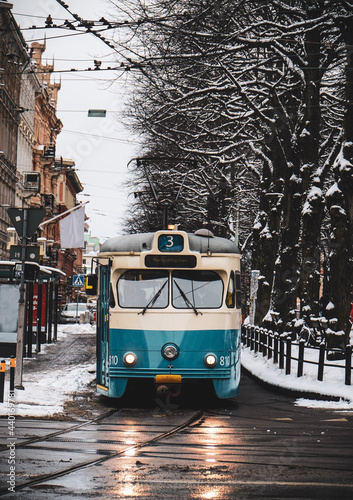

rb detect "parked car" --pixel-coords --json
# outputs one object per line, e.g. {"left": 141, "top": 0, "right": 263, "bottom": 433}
{"left": 59, "top": 303, "right": 92, "bottom": 324}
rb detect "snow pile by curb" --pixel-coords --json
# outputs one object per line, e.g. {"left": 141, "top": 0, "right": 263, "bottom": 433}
{"left": 60, "top": 323, "right": 96, "bottom": 335}
{"left": 241, "top": 346, "right": 353, "bottom": 410}
{"left": 0, "top": 325, "right": 96, "bottom": 418}
{"left": 0, "top": 362, "right": 96, "bottom": 418}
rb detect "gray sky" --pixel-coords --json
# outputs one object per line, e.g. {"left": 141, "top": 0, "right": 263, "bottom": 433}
{"left": 13, "top": 0, "right": 139, "bottom": 241}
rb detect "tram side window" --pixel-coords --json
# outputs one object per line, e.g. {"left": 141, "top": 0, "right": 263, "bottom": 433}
{"left": 172, "top": 270, "right": 223, "bottom": 309}
{"left": 235, "top": 271, "right": 241, "bottom": 309}
{"left": 117, "top": 270, "right": 169, "bottom": 308}
{"left": 226, "top": 271, "right": 235, "bottom": 308}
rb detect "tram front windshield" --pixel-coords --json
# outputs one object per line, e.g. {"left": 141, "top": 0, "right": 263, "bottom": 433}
{"left": 118, "top": 270, "right": 169, "bottom": 308}
{"left": 172, "top": 270, "right": 223, "bottom": 309}
{"left": 117, "top": 269, "right": 223, "bottom": 309}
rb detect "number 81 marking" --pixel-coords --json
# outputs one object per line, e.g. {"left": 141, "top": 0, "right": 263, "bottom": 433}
{"left": 220, "top": 355, "right": 230, "bottom": 367}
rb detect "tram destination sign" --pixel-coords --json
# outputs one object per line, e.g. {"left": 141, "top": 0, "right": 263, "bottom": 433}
{"left": 145, "top": 254, "right": 196, "bottom": 268}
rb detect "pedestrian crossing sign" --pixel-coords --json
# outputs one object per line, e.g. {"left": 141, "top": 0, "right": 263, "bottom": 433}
{"left": 72, "top": 275, "right": 85, "bottom": 287}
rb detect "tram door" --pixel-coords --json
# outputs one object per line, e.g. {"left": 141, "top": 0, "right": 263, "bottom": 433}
{"left": 97, "top": 264, "right": 110, "bottom": 387}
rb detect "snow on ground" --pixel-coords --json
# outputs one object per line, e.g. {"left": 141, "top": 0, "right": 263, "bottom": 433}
{"left": 0, "top": 325, "right": 96, "bottom": 418}
{"left": 242, "top": 343, "right": 353, "bottom": 411}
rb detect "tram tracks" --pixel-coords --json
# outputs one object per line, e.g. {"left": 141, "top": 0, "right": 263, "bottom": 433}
{"left": 0, "top": 409, "right": 117, "bottom": 454}
{"left": 0, "top": 409, "right": 204, "bottom": 495}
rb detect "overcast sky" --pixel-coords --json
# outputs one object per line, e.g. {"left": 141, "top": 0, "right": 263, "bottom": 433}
{"left": 13, "top": 0, "right": 139, "bottom": 241}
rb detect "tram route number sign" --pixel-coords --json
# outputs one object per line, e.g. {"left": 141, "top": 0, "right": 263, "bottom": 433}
{"left": 72, "top": 275, "right": 85, "bottom": 287}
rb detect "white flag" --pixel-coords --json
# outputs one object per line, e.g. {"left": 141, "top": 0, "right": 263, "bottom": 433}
{"left": 59, "top": 207, "right": 85, "bottom": 249}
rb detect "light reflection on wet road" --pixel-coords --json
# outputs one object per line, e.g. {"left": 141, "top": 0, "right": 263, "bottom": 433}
{"left": 0, "top": 374, "right": 353, "bottom": 498}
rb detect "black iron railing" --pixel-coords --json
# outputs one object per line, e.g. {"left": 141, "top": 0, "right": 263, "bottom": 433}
{"left": 241, "top": 325, "right": 352, "bottom": 385}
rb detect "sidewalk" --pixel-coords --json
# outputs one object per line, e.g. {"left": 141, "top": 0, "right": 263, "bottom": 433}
{"left": 241, "top": 344, "right": 353, "bottom": 410}
{"left": 0, "top": 324, "right": 100, "bottom": 420}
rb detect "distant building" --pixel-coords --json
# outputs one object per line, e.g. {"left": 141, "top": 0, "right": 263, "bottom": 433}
{"left": 29, "top": 40, "right": 84, "bottom": 300}
{"left": 0, "top": 4, "right": 86, "bottom": 303}
{"left": 83, "top": 231, "right": 101, "bottom": 274}
{"left": 0, "top": 1, "right": 30, "bottom": 258}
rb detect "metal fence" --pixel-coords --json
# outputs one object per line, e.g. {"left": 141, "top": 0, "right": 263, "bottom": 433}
{"left": 241, "top": 325, "right": 352, "bottom": 386}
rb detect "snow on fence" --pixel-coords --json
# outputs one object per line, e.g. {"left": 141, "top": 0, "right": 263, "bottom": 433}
{"left": 241, "top": 325, "right": 352, "bottom": 386}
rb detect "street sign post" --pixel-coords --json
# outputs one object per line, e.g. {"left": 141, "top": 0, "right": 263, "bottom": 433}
{"left": 7, "top": 207, "right": 46, "bottom": 389}
{"left": 7, "top": 208, "right": 46, "bottom": 241}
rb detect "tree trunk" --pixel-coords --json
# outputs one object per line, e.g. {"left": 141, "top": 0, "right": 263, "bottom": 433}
{"left": 298, "top": 20, "right": 323, "bottom": 321}
{"left": 328, "top": 17, "right": 353, "bottom": 341}
{"left": 253, "top": 153, "right": 282, "bottom": 325}
{"left": 272, "top": 167, "right": 302, "bottom": 332}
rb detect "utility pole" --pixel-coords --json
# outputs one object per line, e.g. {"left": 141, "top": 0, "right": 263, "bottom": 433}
{"left": 7, "top": 207, "right": 46, "bottom": 389}
{"left": 14, "top": 208, "right": 27, "bottom": 389}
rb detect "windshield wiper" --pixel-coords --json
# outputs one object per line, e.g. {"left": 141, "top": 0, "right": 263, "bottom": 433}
{"left": 173, "top": 280, "right": 202, "bottom": 316}
{"left": 138, "top": 280, "right": 168, "bottom": 315}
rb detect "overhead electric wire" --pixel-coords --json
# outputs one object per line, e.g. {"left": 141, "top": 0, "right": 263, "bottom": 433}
{"left": 13, "top": 12, "right": 73, "bottom": 21}
{"left": 76, "top": 169, "right": 132, "bottom": 174}
{"left": 60, "top": 129, "right": 135, "bottom": 144}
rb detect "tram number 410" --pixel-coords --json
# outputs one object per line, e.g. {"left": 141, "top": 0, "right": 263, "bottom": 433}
{"left": 109, "top": 355, "right": 119, "bottom": 366}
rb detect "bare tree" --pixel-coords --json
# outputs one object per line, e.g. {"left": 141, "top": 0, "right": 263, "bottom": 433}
{"left": 107, "top": 0, "right": 352, "bottom": 340}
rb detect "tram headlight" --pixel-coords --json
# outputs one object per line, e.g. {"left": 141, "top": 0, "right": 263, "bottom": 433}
{"left": 161, "top": 343, "right": 179, "bottom": 361}
{"left": 204, "top": 354, "right": 217, "bottom": 367}
{"left": 124, "top": 353, "right": 136, "bottom": 366}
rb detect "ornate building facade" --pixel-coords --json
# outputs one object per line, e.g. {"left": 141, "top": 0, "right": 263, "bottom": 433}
{"left": 1, "top": 3, "right": 85, "bottom": 302}
{"left": 0, "top": 1, "right": 29, "bottom": 258}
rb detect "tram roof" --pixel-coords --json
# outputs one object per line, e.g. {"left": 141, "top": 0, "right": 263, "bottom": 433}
{"left": 100, "top": 231, "right": 240, "bottom": 255}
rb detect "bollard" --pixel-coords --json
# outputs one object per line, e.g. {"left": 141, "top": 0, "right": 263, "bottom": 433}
{"left": 345, "top": 345, "right": 352, "bottom": 386}
{"left": 279, "top": 335, "right": 285, "bottom": 369}
{"left": 318, "top": 342, "right": 325, "bottom": 381}
{"left": 286, "top": 336, "right": 292, "bottom": 375}
{"left": 274, "top": 333, "right": 279, "bottom": 364}
{"left": 262, "top": 328, "right": 267, "bottom": 357}
{"left": 297, "top": 339, "right": 305, "bottom": 377}
{"left": 268, "top": 330, "right": 273, "bottom": 360}
{"left": 10, "top": 356, "right": 15, "bottom": 392}
{"left": 250, "top": 326, "right": 255, "bottom": 351}
{"left": 259, "top": 328, "right": 263, "bottom": 354}
{"left": 27, "top": 282, "right": 34, "bottom": 358}
{"left": 254, "top": 327, "right": 259, "bottom": 353}
{"left": 0, "top": 360, "right": 5, "bottom": 403}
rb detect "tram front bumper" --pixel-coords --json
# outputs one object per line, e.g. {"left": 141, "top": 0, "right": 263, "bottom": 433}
{"left": 155, "top": 374, "right": 182, "bottom": 384}
{"left": 155, "top": 374, "right": 182, "bottom": 398}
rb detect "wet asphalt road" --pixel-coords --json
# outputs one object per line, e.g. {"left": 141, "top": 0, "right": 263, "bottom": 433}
{"left": 0, "top": 331, "right": 353, "bottom": 498}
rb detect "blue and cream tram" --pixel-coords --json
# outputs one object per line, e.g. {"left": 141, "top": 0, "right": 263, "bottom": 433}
{"left": 90, "top": 229, "right": 242, "bottom": 399}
